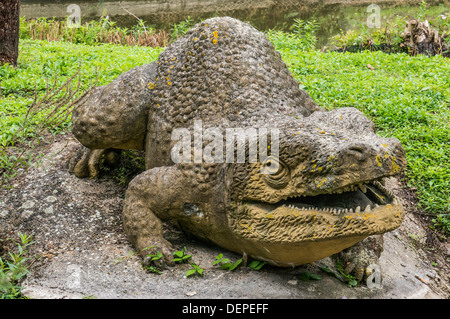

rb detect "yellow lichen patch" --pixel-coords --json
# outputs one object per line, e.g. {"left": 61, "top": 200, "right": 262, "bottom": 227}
{"left": 391, "top": 156, "right": 400, "bottom": 173}
{"left": 212, "top": 38, "right": 218, "bottom": 45}
{"left": 316, "top": 178, "right": 327, "bottom": 188}
{"left": 194, "top": 37, "right": 199, "bottom": 41}
{"left": 384, "top": 153, "right": 390, "bottom": 159}
{"left": 213, "top": 30, "right": 219, "bottom": 38}
{"left": 167, "top": 82, "right": 172, "bottom": 86}
{"left": 148, "top": 82, "right": 156, "bottom": 90}
{"left": 319, "top": 130, "right": 326, "bottom": 134}
{"left": 375, "top": 155, "right": 382, "bottom": 167}
{"left": 381, "top": 143, "right": 388, "bottom": 147}
{"left": 240, "top": 222, "right": 251, "bottom": 230}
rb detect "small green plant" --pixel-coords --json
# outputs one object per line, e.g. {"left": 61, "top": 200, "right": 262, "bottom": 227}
{"left": 101, "top": 150, "right": 146, "bottom": 185}
{"left": 292, "top": 18, "right": 319, "bottom": 50}
{"left": 247, "top": 260, "right": 266, "bottom": 270}
{"left": 213, "top": 253, "right": 242, "bottom": 271}
{"left": 0, "top": 233, "right": 35, "bottom": 299}
{"left": 186, "top": 263, "right": 204, "bottom": 278}
{"left": 417, "top": 1, "right": 429, "bottom": 21}
{"left": 170, "top": 16, "right": 194, "bottom": 41}
{"left": 320, "top": 263, "right": 357, "bottom": 287}
{"left": 141, "top": 246, "right": 164, "bottom": 275}
{"left": 335, "top": 262, "right": 358, "bottom": 287}
{"left": 266, "top": 19, "right": 318, "bottom": 52}
{"left": 172, "top": 247, "right": 192, "bottom": 264}
{"left": 298, "top": 270, "right": 323, "bottom": 282}
{"left": 431, "top": 214, "right": 450, "bottom": 236}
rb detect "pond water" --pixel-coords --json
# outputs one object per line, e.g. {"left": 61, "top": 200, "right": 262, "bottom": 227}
{"left": 20, "top": 0, "right": 449, "bottom": 47}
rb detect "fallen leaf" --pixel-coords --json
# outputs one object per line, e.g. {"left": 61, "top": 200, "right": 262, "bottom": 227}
{"left": 186, "top": 291, "right": 197, "bottom": 297}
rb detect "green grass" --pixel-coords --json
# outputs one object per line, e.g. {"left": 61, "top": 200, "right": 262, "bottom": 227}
{"left": 0, "top": 233, "right": 34, "bottom": 299}
{"left": 0, "top": 40, "right": 162, "bottom": 147}
{"left": 0, "top": 34, "right": 448, "bottom": 233}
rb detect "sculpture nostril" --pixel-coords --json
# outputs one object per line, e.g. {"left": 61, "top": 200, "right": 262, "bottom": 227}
{"left": 348, "top": 145, "right": 365, "bottom": 154}
{"left": 346, "top": 145, "right": 368, "bottom": 160}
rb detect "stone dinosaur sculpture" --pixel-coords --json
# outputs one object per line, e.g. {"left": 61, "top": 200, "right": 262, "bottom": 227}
{"left": 70, "top": 17, "right": 406, "bottom": 281}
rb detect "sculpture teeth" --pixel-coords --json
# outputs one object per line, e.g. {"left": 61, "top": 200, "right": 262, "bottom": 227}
{"left": 355, "top": 206, "right": 361, "bottom": 213}
{"left": 359, "top": 184, "right": 367, "bottom": 193}
{"left": 364, "top": 205, "right": 371, "bottom": 212}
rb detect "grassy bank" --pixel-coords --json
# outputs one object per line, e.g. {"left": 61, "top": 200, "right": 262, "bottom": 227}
{"left": 1, "top": 33, "right": 449, "bottom": 233}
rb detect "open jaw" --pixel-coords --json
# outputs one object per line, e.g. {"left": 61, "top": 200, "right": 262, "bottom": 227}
{"left": 233, "top": 177, "right": 405, "bottom": 243}
{"left": 228, "top": 178, "right": 405, "bottom": 266}
{"left": 246, "top": 179, "right": 398, "bottom": 216}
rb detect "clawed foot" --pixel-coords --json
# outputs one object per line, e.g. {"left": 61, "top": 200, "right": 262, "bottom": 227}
{"left": 68, "top": 145, "right": 120, "bottom": 178}
{"left": 337, "top": 235, "right": 384, "bottom": 283}
{"left": 140, "top": 239, "right": 175, "bottom": 268}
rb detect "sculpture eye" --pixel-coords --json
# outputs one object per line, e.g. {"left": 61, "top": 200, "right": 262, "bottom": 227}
{"left": 262, "top": 157, "right": 290, "bottom": 189}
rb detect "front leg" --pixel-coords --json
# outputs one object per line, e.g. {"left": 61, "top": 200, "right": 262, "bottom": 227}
{"left": 122, "top": 166, "right": 189, "bottom": 266}
{"left": 69, "top": 146, "right": 119, "bottom": 178}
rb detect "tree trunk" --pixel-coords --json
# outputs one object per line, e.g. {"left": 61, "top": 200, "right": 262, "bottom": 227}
{"left": 0, "top": 0, "right": 20, "bottom": 66}
{"left": 401, "top": 19, "right": 450, "bottom": 57}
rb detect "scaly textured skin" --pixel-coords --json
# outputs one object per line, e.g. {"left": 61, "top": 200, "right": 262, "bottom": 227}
{"left": 71, "top": 17, "right": 407, "bottom": 276}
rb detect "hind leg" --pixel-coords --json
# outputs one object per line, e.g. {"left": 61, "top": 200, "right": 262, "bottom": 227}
{"left": 70, "top": 63, "right": 157, "bottom": 177}
{"left": 335, "top": 235, "right": 384, "bottom": 283}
